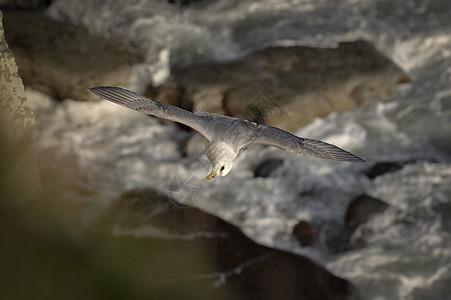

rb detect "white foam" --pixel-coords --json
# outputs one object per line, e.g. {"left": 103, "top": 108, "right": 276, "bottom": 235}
{"left": 37, "top": 0, "right": 451, "bottom": 298}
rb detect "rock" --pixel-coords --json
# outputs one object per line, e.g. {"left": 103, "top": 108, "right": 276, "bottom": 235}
{"left": 3, "top": 10, "right": 139, "bottom": 101}
{"left": 253, "top": 158, "right": 284, "bottom": 177}
{"left": 166, "top": 0, "right": 205, "bottom": 5}
{"left": 97, "top": 188, "right": 361, "bottom": 300}
{"left": 0, "top": 0, "right": 53, "bottom": 10}
{"left": 364, "top": 161, "right": 410, "bottom": 179}
{"left": 432, "top": 201, "right": 451, "bottom": 233}
{"left": 292, "top": 220, "right": 319, "bottom": 247}
{"left": 149, "top": 40, "right": 410, "bottom": 132}
{"left": 0, "top": 11, "right": 40, "bottom": 201}
{"left": 342, "top": 194, "right": 390, "bottom": 249}
{"left": 364, "top": 158, "right": 438, "bottom": 179}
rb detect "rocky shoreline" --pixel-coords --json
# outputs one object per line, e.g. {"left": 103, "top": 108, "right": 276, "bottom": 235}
{"left": 147, "top": 40, "right": 409, "bottom": 132}
{"left": 1, "top": 8, "right": 413, "bottom": 299}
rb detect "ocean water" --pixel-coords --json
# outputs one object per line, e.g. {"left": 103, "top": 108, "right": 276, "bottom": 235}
{"left": 28, "top": 0, "right": 451, "bottom": 299}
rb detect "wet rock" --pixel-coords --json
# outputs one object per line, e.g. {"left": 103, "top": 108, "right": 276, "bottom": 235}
{"left": 150, "top": 40, "right": 409, "bottom": 132}
{"left": 0, "top": 11, "right": 40, "bottom": 201}
{"left": 364, "top": 161, "right": 410, "bottom": 179}
{"left": 253, "top": 158, "right": 284, "bottom": 177}
{"left": 3, "top": 10, "right": 139, "bottom": 101}
{"left": 364, "top": 158, "right": 438, "bottom": 179}
{"left": 98, "top": 188, "right": 361, "bottom": 300}
{"left": 433, "top": 201, "right": 451, "bottom": 233}
{"left": 0, "top": 0, "right": 53, "bottom": 10}
{"left": 342, "top": 194, "right": 390, "bottom": 249}
{"left": 292, "top": 220, "right": 318, "bottom": 247}
{"left": 167, "top": 0, "right": 205, "bottom": 5}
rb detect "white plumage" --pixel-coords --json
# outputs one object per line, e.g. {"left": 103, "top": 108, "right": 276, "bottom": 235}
{"left": 90, "top": 86, "right": 364, "bottom": 179}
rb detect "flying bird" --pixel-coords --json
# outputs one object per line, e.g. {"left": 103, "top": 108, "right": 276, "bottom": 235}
{"left": 90, "top": 87, "right": 364, "bottom": 179}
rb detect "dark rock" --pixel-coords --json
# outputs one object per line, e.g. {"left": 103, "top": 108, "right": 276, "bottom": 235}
{"left": 345, "top": 194, "right": 390, "bottom": 233}
{"left": 97, "top": 188, "right": 361, "bottom": 300}
{"left": 292, "top": 220, "right": 318, "bottom": 247}
{"left": 0, "top": 0, "right": 53, "bottom": 10}
{"left": 433, "top": 201, "right": 451, "bottom": 233}
{"left": 364, "top": 161, "right": 409, "bottom": 179}
{"left": 253, "top": 158, "right": 284, "bottom": 177}
{"left": 149, "top": 40, "right": 409, "bottom": 132}
{"left": 3, "top": 10, "right": 139, "bottom": 101}
{"left": 365, "top": 158, "right": 438, "bottom": 179}
{"left": 342, "top": 194, "right": 390, "bottom": 249}
{"left": 166, "top": 0, "right": 205, "bottom": 5}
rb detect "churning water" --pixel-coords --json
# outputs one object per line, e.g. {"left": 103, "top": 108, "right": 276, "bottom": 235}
{"left": 28, "top": 0, "right": 451, "bottom": 299}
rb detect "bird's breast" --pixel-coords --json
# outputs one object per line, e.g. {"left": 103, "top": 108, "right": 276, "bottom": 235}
{"left": 205, "top": 141, "right": 237, "bottom": 164}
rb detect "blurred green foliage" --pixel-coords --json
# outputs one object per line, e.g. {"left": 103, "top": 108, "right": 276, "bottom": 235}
{"left": 0, "top": 139, "right": 219, "bottom": 300}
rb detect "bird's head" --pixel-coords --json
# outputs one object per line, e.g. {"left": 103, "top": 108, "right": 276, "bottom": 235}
{"left": 206, "top": 160, "right": 233, "bottom": 180}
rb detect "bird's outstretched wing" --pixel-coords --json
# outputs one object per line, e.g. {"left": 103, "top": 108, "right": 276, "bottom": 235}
{"left": 249, "top": 125, "right": 364, "bottom": 162}
{"left": 90, "top": 86, "right": 212, "bottom": 140}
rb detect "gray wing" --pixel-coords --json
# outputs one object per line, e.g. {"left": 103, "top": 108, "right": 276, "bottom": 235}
{"left": 90, "top": 86, "right": 213, "bottom": 140}
{"left": 249, "top": 125, "right": 364, "bottom": 162}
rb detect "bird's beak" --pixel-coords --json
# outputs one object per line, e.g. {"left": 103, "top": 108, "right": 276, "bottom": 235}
{"left": 206, "top": 170, "right": 217, "bottom": 180}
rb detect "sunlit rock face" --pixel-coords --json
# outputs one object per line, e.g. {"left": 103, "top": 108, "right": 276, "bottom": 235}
{"left": 0, "top": 11, "right": 40, "bottom": 201}
{"left": 149, "top": 40, "right": 409, "bottom": 132}
{"left": 2, "top": 10, "right": 139, "bottom": 101}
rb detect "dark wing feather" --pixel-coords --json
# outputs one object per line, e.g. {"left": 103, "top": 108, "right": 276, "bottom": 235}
{"left": 249, "top": 125, "right": 364, "bottom": 162}
{"left": 90, "top": 86, "right": 212, "bottom": 140}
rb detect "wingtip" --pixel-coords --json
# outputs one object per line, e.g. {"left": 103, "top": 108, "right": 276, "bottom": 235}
{"left": 89, "top": 86, "right": 103, "bottom": 95}
{"left": 89, "top": 86, "right": 120, "bottom": 98}
{"left": 349, "top": 155, "right": 365, "bottom": 163}
{"left": 334, "top": 152, "right": 365, "bottom": 163}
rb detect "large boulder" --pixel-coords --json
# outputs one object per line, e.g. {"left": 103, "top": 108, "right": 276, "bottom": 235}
{"left": 0, "top": 10, "right": 40, "bottom": 201}
{"left": 97, "top": 188, "right": 361, "bottom": 300}
{"left": 3, "top": 10, "right": 139, "bottom": 101}
{"left": 148, "top": 40, "right": 410, "bottom": 132}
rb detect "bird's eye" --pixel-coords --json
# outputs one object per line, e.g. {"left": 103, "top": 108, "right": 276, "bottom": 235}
{"left": 220, "top": 166, "right": 225, "bottom": 171}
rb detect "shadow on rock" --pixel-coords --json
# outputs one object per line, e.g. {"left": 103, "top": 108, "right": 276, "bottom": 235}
{"left": 96, "top": 188, "right": 361, "bottom": 300}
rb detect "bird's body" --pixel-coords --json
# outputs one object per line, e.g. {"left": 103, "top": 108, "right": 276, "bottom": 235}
{"left": 90, "top": 86, "right": 364, "bottom": 179}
